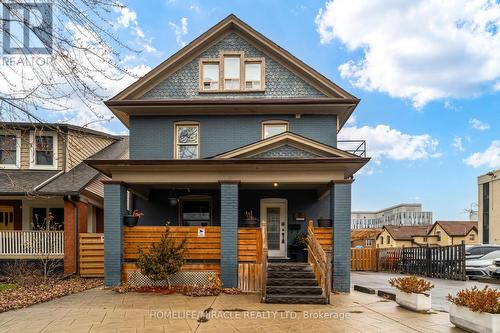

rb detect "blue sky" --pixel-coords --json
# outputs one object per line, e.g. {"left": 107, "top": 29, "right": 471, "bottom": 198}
{"left": 13, "top": 0, "right": 500, "bottom": 220}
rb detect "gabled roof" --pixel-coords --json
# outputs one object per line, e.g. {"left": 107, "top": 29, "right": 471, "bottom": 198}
{"left": 432, "top": 221, "right": 478, "bottom": 237}
{"left": 211, "top": 132, "right": 360, "bottom": 159}
{"left": 106, "top": 14, "right": 359, "bottom": 130}
{"left": 351, "top": 229, "right": 383, "bottom": 241}
{"left": 382, "top": 225, "right": 432, "bottom": 241}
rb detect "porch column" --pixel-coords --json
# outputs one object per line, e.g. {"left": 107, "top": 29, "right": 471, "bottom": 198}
{"left": 331, "top": 181, "right": 352, "bottom": 292}
{"left": 220, "top": 181, "right": 239, "bottom": 288}
{"left": 103, "top": 181, "right": 128, "bottom": 287}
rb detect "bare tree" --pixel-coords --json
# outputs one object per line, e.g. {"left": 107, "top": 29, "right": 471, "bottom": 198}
{"left": 463, "top": 203, "right": 478, "bottom": 221}
{"left": 0, "top": 0, "right": 142, "bottom": 124}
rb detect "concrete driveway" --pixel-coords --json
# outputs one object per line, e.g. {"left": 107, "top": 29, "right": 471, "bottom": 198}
{"left": 351, "top": 271, "right": 495, "bottom": 312}
{"left": 0, "top": 287, "right": 464, "bottom": 333}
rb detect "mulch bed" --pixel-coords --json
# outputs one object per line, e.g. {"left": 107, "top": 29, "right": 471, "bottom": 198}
{"left": 0, "top": 277, "right": 102, "bottom": 313}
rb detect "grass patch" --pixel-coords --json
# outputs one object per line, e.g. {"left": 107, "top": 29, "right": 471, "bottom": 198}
{"left": 0, "top": 284, "right": 17, "bottom": 292}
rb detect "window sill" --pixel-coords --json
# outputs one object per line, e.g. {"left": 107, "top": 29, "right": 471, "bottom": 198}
{"left": 199, "top": 89, "right": 265, "bottom": 94}
{"left": 0, "top": 164, "right": 20, "bottom": 170}
{"left": 29, "top": 164, "right": 59, "bottom": 171}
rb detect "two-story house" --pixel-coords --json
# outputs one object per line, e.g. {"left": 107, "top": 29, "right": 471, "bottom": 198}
{"left": 0, "top": 122, "right": 127, "bottom": 274}
{"left": 88, "top": 15, "right": 369, "bottom": 300}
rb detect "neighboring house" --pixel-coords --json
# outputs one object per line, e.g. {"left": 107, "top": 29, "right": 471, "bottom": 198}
{"left": 0, "top": 122, "right": 128, "bottom": 273}
{"left": 351, "top": 203, "right": 432, "bottom": 229}
{"left": 478, "top": 170, "right": 499, "bottom": 244}
{"left": 87, "top": 14, "right": 369, "bottom": 295}
{"left": 351, "top": 228, "right": 381, "bottom": 248}
{"left": 376, "top": 221, "right": 478, "bottom": 248}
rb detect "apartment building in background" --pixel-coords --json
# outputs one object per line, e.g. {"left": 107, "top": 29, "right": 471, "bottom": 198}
{"left": 352, "top": 203, "right": 433, "bottom": 229}
{"left": 478, "top": 170, "right": 500, "bottom": 244}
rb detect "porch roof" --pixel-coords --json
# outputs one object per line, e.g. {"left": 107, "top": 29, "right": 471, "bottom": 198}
{"left": 86, "top": 157, "right": 369, "bottom": 184}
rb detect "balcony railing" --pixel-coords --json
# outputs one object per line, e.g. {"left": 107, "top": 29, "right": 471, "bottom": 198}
{"left": 0, "top": 231, "right": 64, "bottom": 259}
{"left": 337, "top": 140, "right": 367, "bottom": 157}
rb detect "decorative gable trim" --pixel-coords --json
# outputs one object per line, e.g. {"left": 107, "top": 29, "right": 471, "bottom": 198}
{"left": 110, "top": 15, "right": 356, "bottom": 101}
{"left": 212, "top": 132, "right": 358, "bottom": 159}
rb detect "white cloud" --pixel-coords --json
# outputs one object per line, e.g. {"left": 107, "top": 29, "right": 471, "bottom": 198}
{"left": 339, "top": 124, "right": 440, "bottom": 161}
{"left": 115, "top": 6, "right": 137, "bottom": 29}
{"left": 452, "top": 137, "right": 465, "bottom": 152}
{"left": 465, "top": 140, "right": 500, "bottom": 168}
{"left": 114, "top": 4, "right": 156, "bottom": 53}
{"left": 470, "top": 118, "right": 490, "bottom": 130}
{"left": 169, "top": 17, "right": 189, "bottom": 47}
{"left": 315, "top": 0, "right": 500, "bottom": 108}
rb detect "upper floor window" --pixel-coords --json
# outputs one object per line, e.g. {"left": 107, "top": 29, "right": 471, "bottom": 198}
{"left": 245, "top": 61, "right": 262, "bottom": 90}
{"left": 174, "top": 123, "right": 199, "bottom": 159}
{"left": 30, "top": 132, "right": 58, "bottom": 169}
{"left": 202, "top": 62, "right": 219, "bottom": 91}
{"left": 469, "top": 233, "right": 475, "bottom": 241}
{"left": 0, "top": 130, "right": 20, "bottom": 169}
{"left": 199, "top": 52, "right": 264, "bottom": 92}
{"left": 386, "top": 235, "right": 391, "bottom": 244}
{"left": 262, "top": 120, "right": 288, "bottom": 139}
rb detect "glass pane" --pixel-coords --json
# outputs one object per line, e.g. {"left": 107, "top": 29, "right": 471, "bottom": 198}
{"left": 178, "top": 145, "right": 198, "bottom": 159}
{"left": 203, "top": 64, "right": 219, "bottom": 82}
{"left": 245, "top": 63, "right": 261, "bottom": 81}
{"left": 224, "top": 79, "right": 240, "bottom": 90}
{"left": 0, "top": 135, "right": 16, "bottom": 150}
{"left": 177, "top": 126, "right": 198, "bottom": 144}
{"left": 36, "top": 151, "right": 54, "bottom": 165}
{"left": 224, "top": 57, "right": 240, "bottom": 78}
{"left": 264, "top": 124, "right": 287, "bottom": 138}
{"left": 0, "top": 150, "right": 16, "bottom": 164}
{"left": 182, "top": 200, "right": 210, "bottom": 226}
{"left": 32, "top": 208, "right": 47, "bottom": 230}
{"left": 267, "top": 208, "right": 280, "bottom": 250}
{"left": 49, "top": 208, "right": 64, "bottom": 230}
{"left": 36, "top": 136, "right": 53, "bottom": 151}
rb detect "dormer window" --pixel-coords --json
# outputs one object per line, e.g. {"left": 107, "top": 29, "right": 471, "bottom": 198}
{"left": 174, "top": 122, "right": 199, "bottom": 159}
{"left": 202, "top": 63, "right": 219, "bottom": 90}
{"left": 30, "top": 132, "right": 58, "bottom": 170}
{"left": 199, "top": 52, "right": 264, "bottom": 92}
{"left": 0, "top": 130, "right": 20, "bottom": 169}
{"left": 223, "top": 55, "right": 241, "bottom": 90}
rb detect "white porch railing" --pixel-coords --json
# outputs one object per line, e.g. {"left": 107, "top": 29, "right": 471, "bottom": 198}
{"left": 0, "top": 231, "right": 64, "bottom": 259}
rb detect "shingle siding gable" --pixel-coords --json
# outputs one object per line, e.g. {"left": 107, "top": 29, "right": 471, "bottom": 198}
{"left": 141, "top": 32, "right": 325, "bottom": 99}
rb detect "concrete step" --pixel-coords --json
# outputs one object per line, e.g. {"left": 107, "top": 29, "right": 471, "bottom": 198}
{"left": 266, "top": 278, "right": 318, "bottom": 286}
{"left": 266, "top": 285, "right": 323, "bottom": 295}
{"left": 267, "top": 271, "right": 316, "bottom": 279}
{"left": 265, "top": 294, "right": 327, "bottom": 304}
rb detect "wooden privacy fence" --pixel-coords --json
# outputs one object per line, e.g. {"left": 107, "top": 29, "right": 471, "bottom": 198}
{"left": 351, "top": 248, "right": 378, "bottom": 271}
{"left": 377, "top": 248, "right": 402, "bottom": 272}
{"left": 79, "top": 233, "right": 104, "bottom": 277}
{"left": 238, "top": 227, "right": 263, "bottom": 292}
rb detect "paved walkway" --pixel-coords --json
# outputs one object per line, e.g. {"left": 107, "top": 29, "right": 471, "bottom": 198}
{"left": 0, "top": 287, "right": 463, "bottom": 333}
{"left": 351, "top": 271, "right": 494, "bottom": 312}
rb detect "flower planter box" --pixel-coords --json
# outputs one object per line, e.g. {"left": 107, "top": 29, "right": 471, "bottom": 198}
{"left": 449, "top": 303, "right": 500, "bottom": 333}
{"left": 395, "top": 290, "right": 431, "bottom": 312}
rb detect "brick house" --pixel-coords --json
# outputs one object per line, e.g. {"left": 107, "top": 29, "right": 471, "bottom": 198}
{"left": 88, "top": 15, "right": 369, "bottom": 303}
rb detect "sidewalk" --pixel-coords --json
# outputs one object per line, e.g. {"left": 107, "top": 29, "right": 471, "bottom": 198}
{"left": 0, "top": 287, "right": 463, "bottom": 333}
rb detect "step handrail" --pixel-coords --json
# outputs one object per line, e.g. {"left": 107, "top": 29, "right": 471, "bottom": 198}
{"left": 307, "top": 220, "right": 332, "bottom": 303}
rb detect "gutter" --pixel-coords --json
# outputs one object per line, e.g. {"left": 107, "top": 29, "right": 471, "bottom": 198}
{"left": 33, "top": 170, "right": 64, "bottom": 191}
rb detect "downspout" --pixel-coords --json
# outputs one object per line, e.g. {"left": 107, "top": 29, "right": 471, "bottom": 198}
{"left": 64, "top": 194, "right": 79, "bottom": 275}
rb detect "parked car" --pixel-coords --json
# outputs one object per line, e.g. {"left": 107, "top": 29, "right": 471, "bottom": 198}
{"left": 466, "top": 250, "right": 500, "bottom": 279}
{"left": 465, "top": 245, "right": 500, "bottom": 260}
{"left": 488, "top": 259, "right": 500, "bottom": 278}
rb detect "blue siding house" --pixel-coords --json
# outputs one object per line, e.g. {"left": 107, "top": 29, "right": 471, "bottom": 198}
{"left": 88, "top": 15, "right": 369, "bottom": 303}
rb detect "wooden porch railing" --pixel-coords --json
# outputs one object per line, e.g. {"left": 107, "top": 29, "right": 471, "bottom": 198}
{"left": 307, "top": 221, "right": 332, "bottom": 303}
{"left": 0, "top": 230, "right": 64, "bottom": 259}
{"left": 261, "top": 224, "right": 268, "bottom": 302}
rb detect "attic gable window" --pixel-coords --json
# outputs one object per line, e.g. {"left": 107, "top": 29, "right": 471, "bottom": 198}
{"left": 223, "top": 55, "right": 241, "bottom": 90}
{"left": 199, "top": 53, "right": 264, "bottom": 92}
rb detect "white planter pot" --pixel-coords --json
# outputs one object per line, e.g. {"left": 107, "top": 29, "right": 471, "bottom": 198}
{"left": 395, "top": 290, "right": 431, "bottom": 312}
{"left": 449, "top": 303, "right": 500, "bottom": 333}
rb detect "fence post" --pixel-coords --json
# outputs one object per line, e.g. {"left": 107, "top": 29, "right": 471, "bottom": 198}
{"left": 425, "top": 244, "right": 430, "bottom": 277}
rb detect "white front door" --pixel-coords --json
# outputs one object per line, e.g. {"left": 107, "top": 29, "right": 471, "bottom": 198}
{"left": 260, "top": 199, "right": 287, "bottom": 258}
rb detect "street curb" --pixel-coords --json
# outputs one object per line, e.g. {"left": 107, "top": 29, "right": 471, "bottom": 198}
{"left": 377, "top": 290, "right": 396, "bottom": 301}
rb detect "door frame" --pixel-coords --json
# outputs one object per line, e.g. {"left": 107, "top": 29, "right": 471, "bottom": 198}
{"left": 260, "top": 198, "right": 288, "bottom": 258}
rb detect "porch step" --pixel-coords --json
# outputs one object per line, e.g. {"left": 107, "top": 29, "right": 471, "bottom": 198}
{"left": 267, "top": 278, "right": 318, "bottom": 286}
{"left": 264, "top": 262, "right": 327, "bottom": 304}
{"left": 265, "top": 294, "right": 327, "bottom": 304}
{"left": 266, "top": 285, "right": 323, "bottom": 295}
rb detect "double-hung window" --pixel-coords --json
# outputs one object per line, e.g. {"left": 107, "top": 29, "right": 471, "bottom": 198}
{"left": 223, "top": 55, "right": 241, "bottom": 90}
{"left": 0, "top": 131, "right": 20, "bottom": 168}
{"left": 30, "top": 132, "right": 58, "bottom": 169}
{"left": 244, "top": 61, "right": 262, "bottom": 90}
{"left": 202, "top": 62, "right": 219, "bottom": 90}
{"left": 175, "top": 123, "right": 199, "bottom": 159}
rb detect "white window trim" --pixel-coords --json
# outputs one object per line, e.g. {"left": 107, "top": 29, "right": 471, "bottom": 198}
{"left": 174, "top": 122, "right": 200, "bottom": 160}
{"left": 222, "top": 54, "right": 242, "bottom": 91}
{"left": 262, "top": 120, "right": 289, "bottom": 139}
{"left": 29, "top": 131, "right": 58, "bottom": 170}
{"left": 0, "top": 130, "right": 21, "bottom": 169}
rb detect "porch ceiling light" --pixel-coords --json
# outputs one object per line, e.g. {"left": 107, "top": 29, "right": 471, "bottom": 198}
{"left": 168, "top": 188, "right": 178, "bottom": 206}
{"left": 273, "top": 182, "right": 278, "bottom": 187}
